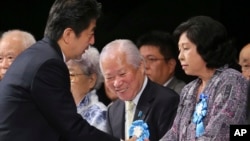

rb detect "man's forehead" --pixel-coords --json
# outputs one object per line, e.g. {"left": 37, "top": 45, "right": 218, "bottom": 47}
{"left": 0, "top": 50, "right": 16, "bottom": 56}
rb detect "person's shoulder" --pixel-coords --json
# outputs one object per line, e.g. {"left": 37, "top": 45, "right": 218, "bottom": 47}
{"left": 171, "top": 77, "right": 186, "bottom": 89}
{"left": 107, "top": 99, "right": 123, "bottom": 111}
{"left": 150, "top": 81, "right": 179, "bottom": 100}
{"left": 23, "top": 38, "right": 59, "bottom": 57}
{"left": 180, "top": 78, "right": 198, "bottom": 92}
{"left": 220, "top": 68, "right": 246, "bottom": 82}
{"left": 223, "top": 68, "right": 241, "bottom": 75}
{"left": 150, "top": 82, "right": 180, "bottom": 107}
{"left": 150, "top": 80, "right": 174, "bottom": 92}
{"left": 174, "top": 77, "right": 186, "bottom": 85}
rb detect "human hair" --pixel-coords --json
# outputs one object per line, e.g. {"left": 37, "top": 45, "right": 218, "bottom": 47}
{"left": 99, "top": 39, "right": 142, "bottom": 72}
{"left": 136, "top": 30, "right": 178, "bottom": 61}
{"left": 44, "top": 0, "right": 102, "bottom": 41}
{"left": 68, "top": 46, "right": 103, "bottom": 90}
{"left": 1, "top": 29, "right": 36, "bottom": 49}
{"left": 173, "top": 15, "right": 237, "bottom": 69}
{"left": 0, "top": 31, "right": 3, "bottom": 38}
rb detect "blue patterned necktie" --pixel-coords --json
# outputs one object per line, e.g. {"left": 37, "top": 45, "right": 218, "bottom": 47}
{"left": 192, "top": 93, "right": 208, "bottom": 137}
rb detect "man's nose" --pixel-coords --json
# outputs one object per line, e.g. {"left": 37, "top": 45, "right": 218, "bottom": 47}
{"left": 113, "top": 77, "right": 122, "bottom": 87}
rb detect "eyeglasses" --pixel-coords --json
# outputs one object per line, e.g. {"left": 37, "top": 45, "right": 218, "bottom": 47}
{"left": 144, "top": 57, "right": 168, "bottom": 64}
{"left": 69, "top": 73, "right": 86, "bottom": 83}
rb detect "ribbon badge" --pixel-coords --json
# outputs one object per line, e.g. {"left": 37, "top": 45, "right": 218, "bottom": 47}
{"left": 192, "top": 93, "right": 208, "bottom": 137}
{"left": 129, "top": 120, "right": 150, "bottom": 141}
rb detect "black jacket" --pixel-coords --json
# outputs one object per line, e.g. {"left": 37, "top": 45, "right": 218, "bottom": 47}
{"left": 0, "top": 37, "right": 119, "bottom": 141}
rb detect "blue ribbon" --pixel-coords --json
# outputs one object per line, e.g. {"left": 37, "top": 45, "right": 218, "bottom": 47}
{"left": 129, "top": 120, "right": 150, "bottom": 141}
{"left": 192, "top": 93, "right": 208, "bottom": 137}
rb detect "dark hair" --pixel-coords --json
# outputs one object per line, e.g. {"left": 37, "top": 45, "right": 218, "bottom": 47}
{"left": 44, "top": 0, "right": 102, "bottom": 41}
{"left": 173, "top": 16, "right": 237, "bottom": 69}
{"left": 136, "top": 30, "right": 178, "bottom": 61}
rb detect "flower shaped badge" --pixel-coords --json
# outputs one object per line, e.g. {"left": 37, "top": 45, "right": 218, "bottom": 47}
{"left": 192, "top": 93, "right": 208, "bottom": 137}
{"left": 129, "top": 120, "right": 150, "bottom": 141}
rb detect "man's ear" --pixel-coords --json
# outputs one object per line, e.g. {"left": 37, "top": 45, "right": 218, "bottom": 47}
{"left": 168, "top": 58, "right": 177, "bottom": 71}
{"left": 62, "top": 28, "right": 73, "bottom": 44}
{"left": 89, "top": 73, "right": 97, "bottom": 90}
{"left": 139, "top": 59, "right": 146, "bottom": 73}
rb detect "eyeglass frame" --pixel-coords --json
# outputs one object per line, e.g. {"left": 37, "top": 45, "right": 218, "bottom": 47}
{"left": 143, "top": 56, "right": 171, "bottom": 64}
{"left": 69, "top": 73, "right": 87, "bottom": 82}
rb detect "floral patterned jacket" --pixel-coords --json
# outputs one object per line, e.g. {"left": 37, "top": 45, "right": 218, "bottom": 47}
{"left": 77, "top": 90, "right": 108, "bottom": 133}
{"left": 160, "top": 67, "right": 248, "bottom": 141}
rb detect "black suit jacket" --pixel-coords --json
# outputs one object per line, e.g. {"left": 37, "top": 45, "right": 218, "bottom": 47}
{"left": 0, "top": 37, "right": 119, "bottom": 141}
{"left": 107, "top": 79, "right": 180, "bottom": 141}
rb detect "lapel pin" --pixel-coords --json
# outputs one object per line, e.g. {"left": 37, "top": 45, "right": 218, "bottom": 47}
{"left": 138, "top": 111, "right": 143, "bottom": 118}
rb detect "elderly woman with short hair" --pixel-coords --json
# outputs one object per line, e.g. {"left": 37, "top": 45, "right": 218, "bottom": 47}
{"left": 66, "top": 46, "right": 107, "bottom": 133}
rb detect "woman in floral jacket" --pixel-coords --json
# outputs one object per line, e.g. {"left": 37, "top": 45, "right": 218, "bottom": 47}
{"left": 160, "top": 16, "right": 248, "bottom": 141}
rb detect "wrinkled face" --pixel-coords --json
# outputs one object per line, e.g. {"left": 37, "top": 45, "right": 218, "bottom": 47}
{"left": 69, "top": 19, "right": 96, "bottom": 60}
{"left": 100, "top": 52, "right": 144, "bottom": 101}
{"left": 178, "top": 32, "right": 207, "bottom": 76}
{"left": 68, "top": 63, "right": 95, "bottom": 101}
{"left": 239, "top": 45, "right": 250, "bottom": 80}
{"left": 139, "top": 45, "right": 173, "bottom": 85}
{"left": 0, "top": 37, "right": 25, "bottom": 79}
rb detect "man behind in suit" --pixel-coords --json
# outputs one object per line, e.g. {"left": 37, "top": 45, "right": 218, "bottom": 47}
{"left": 0, "top": 0, "right": 137, "bottom": 141}
{"left": 99, "top": 39, "right": 180, "bottom": 141}
{"left": 136, "top": 30, "right": 186, "bottom": 94}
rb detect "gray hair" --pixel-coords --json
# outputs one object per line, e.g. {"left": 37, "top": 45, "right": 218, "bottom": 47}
{"left": 1, "top": 29, "right": 36, "bottom": 49}
{"left": 99, "top": 39, "right": 143, "bottom": 73}
{"left": 68, "top": 46, "right": 103, "bottom": 90}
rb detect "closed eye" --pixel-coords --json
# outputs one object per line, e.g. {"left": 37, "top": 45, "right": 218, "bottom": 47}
{"left": 119, "top": 73, "right": 126, "bottom": 77}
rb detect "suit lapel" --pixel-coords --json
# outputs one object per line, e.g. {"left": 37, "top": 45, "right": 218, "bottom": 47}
{"left": 114, "top": 100, "right": 126, "bottom": 138}
{"left": 120, "top": 102, "right": 126, "bottom": 138}
{"left": 134, "top": 79, "right": 155, "bottom": 121}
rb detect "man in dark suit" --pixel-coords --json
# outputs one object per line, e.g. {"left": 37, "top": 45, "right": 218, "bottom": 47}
{"left": 136, "top": 30, "right": 187, "bottom": 94}
{"left": 0, "top": 0, "right": 136, "bottom": 141}
{"left": 99, "top": 39, "right": 180, "bottom": 141}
